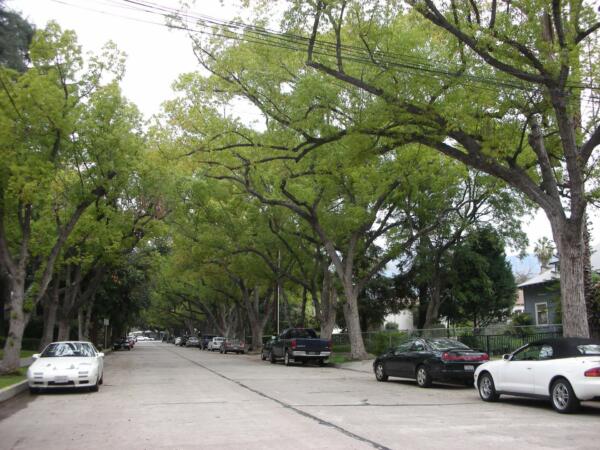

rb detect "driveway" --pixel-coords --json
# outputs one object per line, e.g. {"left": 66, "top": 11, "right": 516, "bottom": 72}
{"left": 0, "top": 341, "right": 598, "bottom": 449}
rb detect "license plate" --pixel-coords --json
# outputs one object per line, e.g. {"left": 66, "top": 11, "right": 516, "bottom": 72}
{"left": 54, "top": 377, "right": 68, "bottom": 383}
{"left": 309, "top": 352, "right": 319, "bottom": 355}
{"left": 464, "top": 365, "right": 475, "bottom": 371}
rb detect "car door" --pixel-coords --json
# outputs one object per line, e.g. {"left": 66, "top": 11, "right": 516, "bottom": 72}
{"left": 498, "top": 344, "right": 541, "bottom": 394}
{"left": 403, "top": 340, "right": 428, "bottom": 377}
{"left": 385, "top": 341, "right": 414, "bottom": 376}
{"left": 272, "top": 331, "right": 288, "bottom": 357}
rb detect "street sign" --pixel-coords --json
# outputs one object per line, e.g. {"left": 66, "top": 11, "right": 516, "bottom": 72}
{"left": 103, "top": 318, "right": 109, "bottom": 326}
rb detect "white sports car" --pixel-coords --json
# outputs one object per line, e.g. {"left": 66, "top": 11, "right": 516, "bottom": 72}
{"left": 474, "top": 337, "right": 600, "bottom": 413}
{"left": 27, "top": 341, "right": 104, "bottom": 393}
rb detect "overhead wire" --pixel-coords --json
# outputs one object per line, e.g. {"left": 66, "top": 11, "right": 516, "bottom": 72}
{"left": 49, "top": 0, "right": 600, "bottom": 105}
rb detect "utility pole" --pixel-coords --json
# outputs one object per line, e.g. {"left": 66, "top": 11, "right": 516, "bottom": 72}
{"left": 277, "top": 249, "right": 281, "bottom": 335}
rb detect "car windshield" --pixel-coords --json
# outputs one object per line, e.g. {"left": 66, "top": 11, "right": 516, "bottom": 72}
{"left": 41, "top": 342, "right": 95, "bottom": 357}
{"left": 428, "top": 339, "right": 471, "bottom": 351}
{"left": 577, "top": 344, "right": 600, "bottom": 355}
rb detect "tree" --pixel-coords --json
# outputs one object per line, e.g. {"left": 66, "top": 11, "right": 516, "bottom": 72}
{"left": 283, "top": 0, "right": 600, "bottom": 337}
{"left": 0, "top": 24, "right": 142, "bottom": 373}
{"left": 0, "top": 1, "right": 34, "bottom": 72}
{"left": 534, "top": 237, "right": 555, "bottom": 271}
{"left": 442, "top": 227, "right": 517, "bottom": 328}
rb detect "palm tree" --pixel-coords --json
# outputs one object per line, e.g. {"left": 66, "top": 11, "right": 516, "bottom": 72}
{"left": 534, "top": 237, "right": 555, "bottom": 272}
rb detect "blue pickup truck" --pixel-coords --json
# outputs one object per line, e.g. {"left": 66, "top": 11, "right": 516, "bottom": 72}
{"left": 268, "top": 328, "right": 332, "bottom": 366}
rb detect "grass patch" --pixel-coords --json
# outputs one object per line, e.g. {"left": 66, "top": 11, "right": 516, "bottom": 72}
{"left": 329, "top": 354, "right": 354, "bottom": 364}
{"left": 0, "top": 368, "right": 27, "bottom": 390}
{"left": 0, "top": 349, "right": 37, "bottom": 360}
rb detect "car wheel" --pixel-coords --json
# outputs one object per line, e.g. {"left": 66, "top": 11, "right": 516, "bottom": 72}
{"left": 318, "top": 359, "right": 326, "bottom": 367}
{"left": 261, "top": 352, "right": 266, "bottom": 361}
{"left": 478, "top": 372, "right": 499, "bottom": 402}
{"left": 374, "top": 362, "right": 388, "bottom": 382}
{"left": 284, "top": 351, "right": 293, "bottom": 366}
{"left": 269, "top": 351, "right": 276, "bottom": 364}
{"left": 29, "top": 387, "right": 39, "bottom": 395}
{"left": 90, "top": 377, "right": 100, "bottom": 392}
{"left": 99, "top": 374, "right": 104, "bottom": 385}
{"left": 241, "top": 351, "right": 245, "bottom": 355}
{"left": 416, "top": 365, "right": 432, "bottom": 388}
{"left": 551, "top": 378, "right": 580, "bottom": 414}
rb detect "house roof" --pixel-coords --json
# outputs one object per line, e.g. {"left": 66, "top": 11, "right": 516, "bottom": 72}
{"left": 518, "top": 269, "right": 559, "bottom": 287}
{"left": 518, "top": 243, "right": 600, "bottom": 288}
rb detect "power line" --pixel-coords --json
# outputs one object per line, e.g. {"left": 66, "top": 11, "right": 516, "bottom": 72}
{"left": 48, "top": 0, "right": 600, "bottom": 105}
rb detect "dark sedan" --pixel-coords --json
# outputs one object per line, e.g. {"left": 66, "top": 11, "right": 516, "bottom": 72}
{"left": 373, "top": 338, "right": 489, "bottom": 387}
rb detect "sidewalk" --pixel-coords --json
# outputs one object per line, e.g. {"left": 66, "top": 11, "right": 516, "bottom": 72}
{"left": 333, "top": 358, "right": 374, "bottom": 374}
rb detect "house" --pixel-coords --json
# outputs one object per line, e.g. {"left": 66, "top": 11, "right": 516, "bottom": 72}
{"left": 518, "top": 244, "right": 600, "bottom": 326}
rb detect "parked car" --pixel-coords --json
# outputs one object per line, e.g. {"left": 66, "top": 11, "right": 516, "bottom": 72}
{"left": 178, "top": 336, "right": 189, "bottom": 347}
{"left": 207, "top": 337, "right": 225, "bottom": 351}
{"left": 113, "top": 337, "right": 132, "bottom": 351}
{"left": 220, "top": 338, "right": 246, "bottom": 354}
{"left": 27, "top": 341, "right": 104, "bottom": 393}
{"left": 174, "top": 337, "right": 182, "bottom": 346}
{"left": 269, "top": 328, "right": 331, "bottom": 366}
{"left": 186, "top": 336, "right": 200, "bottom": 348}
{"left": 474, "top": 337, "right": 600, "bottom": 413}
{"left": 373, "top": 337, "right": 489, "bottom": 387}
{"left": 261, "top": 336, "right": 276, "bottom": 361}
{"left": 200, "top": 335, "right": 216, "bottom": 350}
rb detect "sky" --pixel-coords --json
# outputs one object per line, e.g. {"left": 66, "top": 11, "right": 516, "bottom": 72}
{"left": 7, "top": 0, "right": 599, "bottom": 258}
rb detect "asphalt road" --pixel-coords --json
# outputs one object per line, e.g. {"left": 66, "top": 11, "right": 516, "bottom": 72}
{"left": 0, "top": 341, "right": 599, "bottom": 450}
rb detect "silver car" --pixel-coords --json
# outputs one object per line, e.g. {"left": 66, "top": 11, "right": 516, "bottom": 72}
{"left": 207, "top": 337, "right": 225, "bottom": 351}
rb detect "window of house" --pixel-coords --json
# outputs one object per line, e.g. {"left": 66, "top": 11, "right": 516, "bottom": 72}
{"left": 535, "top": 302, "right": 549, "bottom": 325}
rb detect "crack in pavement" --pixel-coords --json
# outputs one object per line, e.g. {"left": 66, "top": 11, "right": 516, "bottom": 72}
{"left": 166, "top": 346, "right": 392, "bottom": 450}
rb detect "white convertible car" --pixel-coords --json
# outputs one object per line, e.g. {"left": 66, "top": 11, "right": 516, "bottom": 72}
{"left": 27, "top": 341, "right": 104, "bottom": 393}
{"left": 474, "top": 337, "right": 600, "bottom": 413}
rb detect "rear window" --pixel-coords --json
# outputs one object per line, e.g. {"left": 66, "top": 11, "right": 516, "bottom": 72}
{"left": 577, "top": 344, "right": 600, "bottom": 355}
{"left": 429, "top": 339, "right": 471, "bottom": 351}
{"left": 289, "top": 329, "right": 317, "bottom": 339}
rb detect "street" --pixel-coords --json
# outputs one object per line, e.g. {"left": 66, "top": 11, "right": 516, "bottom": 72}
{"left": 0, "top": 341, "right": 599, "bottom": 450}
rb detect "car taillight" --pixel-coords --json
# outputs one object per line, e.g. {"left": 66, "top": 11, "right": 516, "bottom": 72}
{"left": 291, "top": 339, "right": 297, "bottom": 349}
{"left": 584, "top": 367, "right": 600, "bottom": 377}
{"left": 442, "top": 352, "right": 489, "bottom": 362}
{"left": 442, "top": 352, "right": 458, "bottom": 361}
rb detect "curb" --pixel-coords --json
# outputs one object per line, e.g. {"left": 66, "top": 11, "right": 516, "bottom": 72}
{"left": 0, "top": 380, "right": 28, "bottom": 403}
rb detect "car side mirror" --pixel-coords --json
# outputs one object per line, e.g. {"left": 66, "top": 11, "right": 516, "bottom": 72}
{"left": 99, "top": 352, "right": 105, "bottom": 358}
{"left": 503, "top": 354, "right": 511, "bottom": 361}
{"left": 32, "top": 354, "right": 40, "bottom": 359}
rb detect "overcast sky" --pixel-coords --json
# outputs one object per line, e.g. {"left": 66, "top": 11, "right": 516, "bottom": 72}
{"left": 7, "top": 0, "right": 599, "bottom": 255}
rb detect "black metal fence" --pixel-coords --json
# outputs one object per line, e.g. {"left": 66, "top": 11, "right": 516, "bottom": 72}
{"left": 332, "top": 325, "right": 569, "bottom": 357}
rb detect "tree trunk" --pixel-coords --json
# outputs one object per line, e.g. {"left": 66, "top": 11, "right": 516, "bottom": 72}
{"left": 423, "top": 276, "right": 443, "bottom": 329}
{"left": 300, "top": 287, "right": 307, "bottom": 328}
{"left": 318, "top": 270, "right": 337, "bottom": 340}
{"left": 281, "top": 288, "right": 292, "bottom": 328}
{"left": 41, "top": 285, "right": 59, "bottom": 349}
{"left": 0, "top": 277, "right": 28, "bottom": 373}
{"left": 80, "top": 305, "right": 93, "bottom": 341}
{"left": 320, "top": 287, "right": 337, "bottom": 340}
{"left": 57, "top": 317, "right": 71, "bottom": 341}
{"left": 341, "top": 286, "right": 368, "bottom": 360}
{"left": 551, "top": 218, "right": 590, "bottom": 337}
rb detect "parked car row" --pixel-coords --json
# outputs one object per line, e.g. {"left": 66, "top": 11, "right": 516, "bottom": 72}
{"left": 372, "top": 336, "right": 600, "bottom": 414}
{"left": 171, "top": 335, "right": 246, "bottom": 354}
